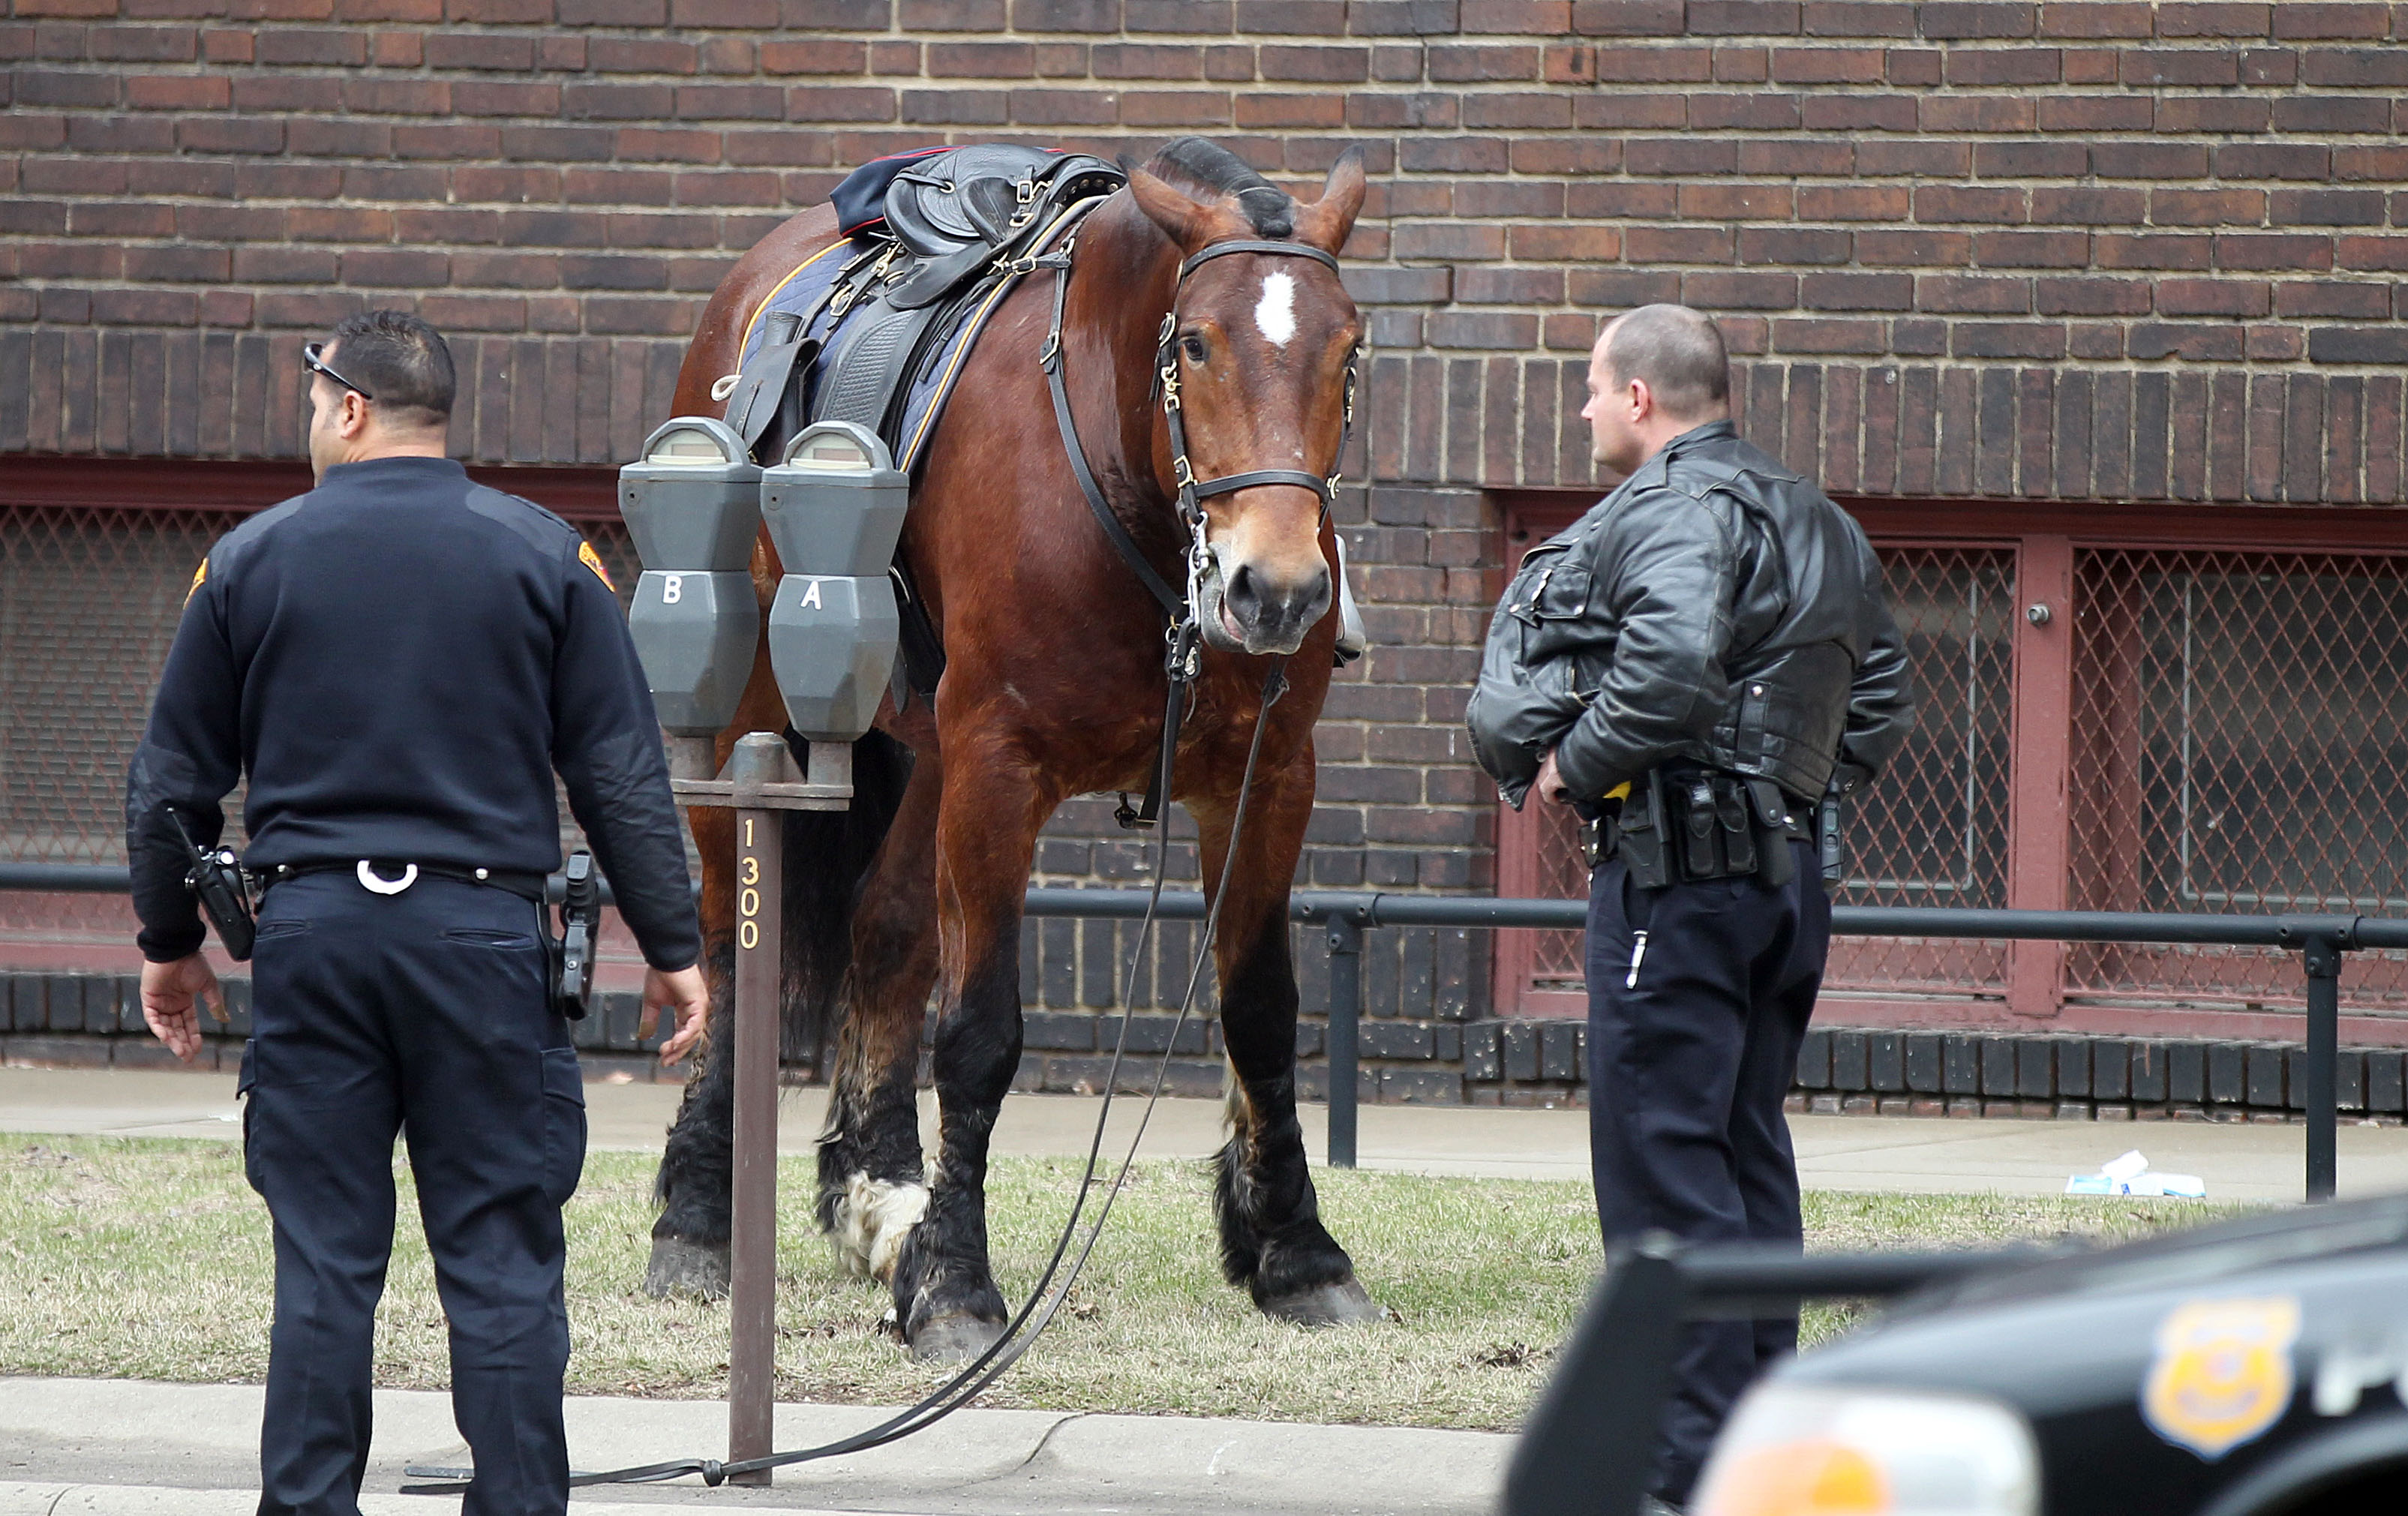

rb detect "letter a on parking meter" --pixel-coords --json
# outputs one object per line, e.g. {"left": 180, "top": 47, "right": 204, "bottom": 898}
{"left": 759, "top": 422, "right": 906, "bottom": 743}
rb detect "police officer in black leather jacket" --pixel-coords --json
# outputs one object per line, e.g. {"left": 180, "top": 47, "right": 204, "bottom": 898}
{"left": 126, "top": 311, "right": 710, "bottom": 1516}
{"left": 1469, "top": 305, "right": 1911, "bottom": 1512}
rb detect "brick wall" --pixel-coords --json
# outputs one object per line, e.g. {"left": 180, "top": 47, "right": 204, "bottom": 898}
{"left": 9, "top": 2, "right": 2408, "bottom": 1082}
{"left": 13, "top": 2, "right": 2408, "bottom": 496}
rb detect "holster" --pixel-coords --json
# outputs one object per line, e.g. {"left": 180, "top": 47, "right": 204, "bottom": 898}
{"left": 1614, "top": 770, "right": 1674, "bottom": 890}
{"left": 550, "top": 851, "right": 601, "bottom": 1022}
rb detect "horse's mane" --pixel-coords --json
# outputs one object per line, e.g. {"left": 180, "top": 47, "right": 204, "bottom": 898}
{"left": 1143, "top": 137, "right": 1296, "bottom": 238}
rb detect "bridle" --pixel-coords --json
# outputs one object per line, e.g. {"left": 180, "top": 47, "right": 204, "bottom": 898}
{"left": 1037, "top": 218, "right": 1362, "bottom": 827}
{"left": 1155, "top": 239, "right": 1356, "bottom": 521}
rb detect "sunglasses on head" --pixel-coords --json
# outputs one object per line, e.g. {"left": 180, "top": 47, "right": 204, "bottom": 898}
{"left": 302, "top": 341, "right": 375, "bottom": 402}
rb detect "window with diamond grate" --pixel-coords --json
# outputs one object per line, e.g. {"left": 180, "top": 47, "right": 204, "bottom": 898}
{"left": 2066, "top": 548, "right": 2408, "bottom": 1016}
{"left": 1822, "top": 546, "right": 2016, "bottom": 1003}
{"left": 0, "top": 479, "right": 641, "bottom": 966}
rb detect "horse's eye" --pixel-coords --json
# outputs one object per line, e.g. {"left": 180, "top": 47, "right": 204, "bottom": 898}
{"left": 1181, "top": 335, "right": 1207, "bottom": 364}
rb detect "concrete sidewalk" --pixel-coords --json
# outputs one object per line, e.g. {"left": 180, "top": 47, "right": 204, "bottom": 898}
{"left": 8, "top": 1064, "right": 2408, "bottom": 1201}
{"left": 0, "top": 1379, "right": 1504, "bottom": 1515}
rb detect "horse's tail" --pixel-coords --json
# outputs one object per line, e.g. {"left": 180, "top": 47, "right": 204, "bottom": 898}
{"left": 779, "top": 725, "right": 914, "bottom": 1070}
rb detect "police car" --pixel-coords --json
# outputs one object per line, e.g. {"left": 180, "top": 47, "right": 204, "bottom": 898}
{"left": 1690, "top": 1195, "right": 2408, "bottom": 1516}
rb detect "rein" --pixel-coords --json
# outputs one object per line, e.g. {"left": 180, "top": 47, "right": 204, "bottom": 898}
{"left": 1040, "top": 228, "right": 1359, "bottom": 830}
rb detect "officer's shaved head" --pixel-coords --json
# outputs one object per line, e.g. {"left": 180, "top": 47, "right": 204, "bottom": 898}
{"left": 326, "top": 310, "right": 455, "bottom": 431}
{"left": 1599, "top": 305, "right": 1731, "bottom": 421}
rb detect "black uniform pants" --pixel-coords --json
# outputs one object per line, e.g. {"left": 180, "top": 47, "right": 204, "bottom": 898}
{"left": 238, "top": 872, "right": 587, "bottom": 1516}
{"left": 1585, "top": 840, "right": 1828, "bottom": 1506}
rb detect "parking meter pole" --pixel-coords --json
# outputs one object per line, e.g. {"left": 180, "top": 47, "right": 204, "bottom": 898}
{"left": 1325, "top": 913, "right": 1360, "bottom": 1169}
{"left": 2303, "top": 932, "right": 2343, "bottom": 1204}
{"left": 668, "top": 732, "right": 849, "bottom": 1483}
{"left": 623, "top": 415, "right": 893, "bottom": 1473}
{"left": 727, "top": 799, "right": 782, "bottom": 1484}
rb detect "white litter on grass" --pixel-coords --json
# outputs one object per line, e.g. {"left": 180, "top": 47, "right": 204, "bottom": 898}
{"left": 2067, "top": 1148, "right": 2206, "bottom": 1199}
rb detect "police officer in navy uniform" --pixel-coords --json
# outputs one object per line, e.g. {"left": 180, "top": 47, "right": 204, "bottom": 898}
{"left": 1469, "top": 305, "right": 1913, "bottom": 1512}
{"left": 128, "top": 311, "right": 710, "bottom": 1516}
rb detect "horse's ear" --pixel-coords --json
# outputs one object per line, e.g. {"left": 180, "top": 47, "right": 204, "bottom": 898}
{"left": 1294, "top": 148, "right": 1367, "bottom": 256}
{"left": 1126, "top": 165, "right": 1212, "bottom": 252}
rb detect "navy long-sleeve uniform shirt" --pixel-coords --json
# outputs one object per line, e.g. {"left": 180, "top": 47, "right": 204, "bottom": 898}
{"left": 126, "top": 455, "right": 702, "bottom": 972}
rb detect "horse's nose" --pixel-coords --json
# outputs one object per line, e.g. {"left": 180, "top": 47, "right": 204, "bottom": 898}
{"left": 1224, "top": 560, "right": 1333, "bottom": 653}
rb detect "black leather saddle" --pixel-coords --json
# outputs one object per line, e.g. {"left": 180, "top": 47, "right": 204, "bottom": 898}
{"left": 722, "top": 146, "right": 1124, "bottom": 466}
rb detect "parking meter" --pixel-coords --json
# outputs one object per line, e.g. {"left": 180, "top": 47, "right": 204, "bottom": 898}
{"left": 758, "top": 421, "right": 906, "bottom": 742}
{"left": 617, "top": 416, "right": 761, "bottom": 737}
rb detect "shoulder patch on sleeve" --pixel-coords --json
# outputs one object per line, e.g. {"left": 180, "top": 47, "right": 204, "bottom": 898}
{"left": 578, "top": 539, "right": 615, "bottom": 590}
{"left": 186, "top": 557, "right": 209, "bottom": 604}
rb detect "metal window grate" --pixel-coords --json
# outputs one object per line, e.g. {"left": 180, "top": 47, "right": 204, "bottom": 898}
{"left": 0, "top": 503, "right": 642, "bottom": 954}
{"left": 2066, "top": 548, "right": 2408, "bottom": 1012}
{"left": 1824, "top": 546, "right": 2017, "bottom": 999}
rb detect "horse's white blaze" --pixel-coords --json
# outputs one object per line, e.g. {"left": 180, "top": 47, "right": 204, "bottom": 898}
{"left": 831, "top": 1172, "right": 929, "bottom": 1282}
{"left": 1254, "top": 270, "right": 1296, "bottom": 348}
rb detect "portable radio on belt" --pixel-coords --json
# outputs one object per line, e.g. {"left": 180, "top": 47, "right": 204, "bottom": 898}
{"left": 554, "top": 851, "right": 601, "bottom": 1020}
{"left": 1818, "top": 781, "right": 1846, "bottom": 886}
{"left": 167, "top": 807, "right": 257, "bottom": 962}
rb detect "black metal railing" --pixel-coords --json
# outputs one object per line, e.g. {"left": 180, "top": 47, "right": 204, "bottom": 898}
{"left": 8, "top": 863, "right": 2403, "bottom": 1201}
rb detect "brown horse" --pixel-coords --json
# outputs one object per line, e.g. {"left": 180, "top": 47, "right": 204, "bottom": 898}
{"left": 643, "top": 138, "right": 1383, "bottom": 1359}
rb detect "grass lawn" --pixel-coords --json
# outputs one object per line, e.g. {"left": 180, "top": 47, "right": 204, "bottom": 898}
{"left": 0, "top": 1134, "right": 2249, "bottom": 1431}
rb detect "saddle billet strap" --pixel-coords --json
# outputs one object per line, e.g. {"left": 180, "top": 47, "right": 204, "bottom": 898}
{"left": 887, "top": 560, "right": 946, "bottom": 710}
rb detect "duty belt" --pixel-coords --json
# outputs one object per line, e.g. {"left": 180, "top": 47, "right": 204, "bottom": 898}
{"left": 1590, "top": 767, "right": 1814, "bottom": 890}
{"left": 257, "top": 860, "right": 549, "bottom": 904}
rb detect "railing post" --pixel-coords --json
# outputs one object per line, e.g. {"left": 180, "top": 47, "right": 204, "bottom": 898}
{"left": 1325, "top": 910, "right": 1362, "bottom": 1169}
{"left": 2301, "top": 930, "right": 2344, "bottom": 1205}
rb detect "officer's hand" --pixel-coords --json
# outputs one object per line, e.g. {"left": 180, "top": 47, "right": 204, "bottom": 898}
{"left": 646, "top": 964, "right": 710, "bottom": 1066}
{"left": 140, "top": 953, "right": 224, "bottom": 1064}
{"left": 1536, "top": 748, "right": 1572, "bottom": 806}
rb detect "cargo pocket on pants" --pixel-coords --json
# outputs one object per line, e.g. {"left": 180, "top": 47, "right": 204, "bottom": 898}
{"left": 540, "top": 1046, "right": 587, "bottom": 1208}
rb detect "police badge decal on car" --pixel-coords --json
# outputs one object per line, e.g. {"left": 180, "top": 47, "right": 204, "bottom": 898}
{"left": 2141, "top": 1295, "right": 2301, "bottom": 1460}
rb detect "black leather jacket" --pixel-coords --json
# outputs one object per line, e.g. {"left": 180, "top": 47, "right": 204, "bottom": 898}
{"left": 1467, "top": 421, "right": 1913, "bottom": 809}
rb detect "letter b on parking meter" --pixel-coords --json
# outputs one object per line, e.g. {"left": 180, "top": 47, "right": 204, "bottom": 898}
{"left": 617, "top": 416, "right": 761, "bottom": 736}
{"left": 759, "top": 422, "right": 906, "bottom": 743}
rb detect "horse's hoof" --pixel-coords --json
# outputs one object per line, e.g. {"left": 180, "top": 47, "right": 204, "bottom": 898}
{"left": 644, "top": 1237, "right": 731, "bottom": 1299}
{"left": 908, "top": 1312, "right": 1008, "bottom": 1364}
{"left": 1260, "top": 1276, "right": 1392, "bottom": 1327}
